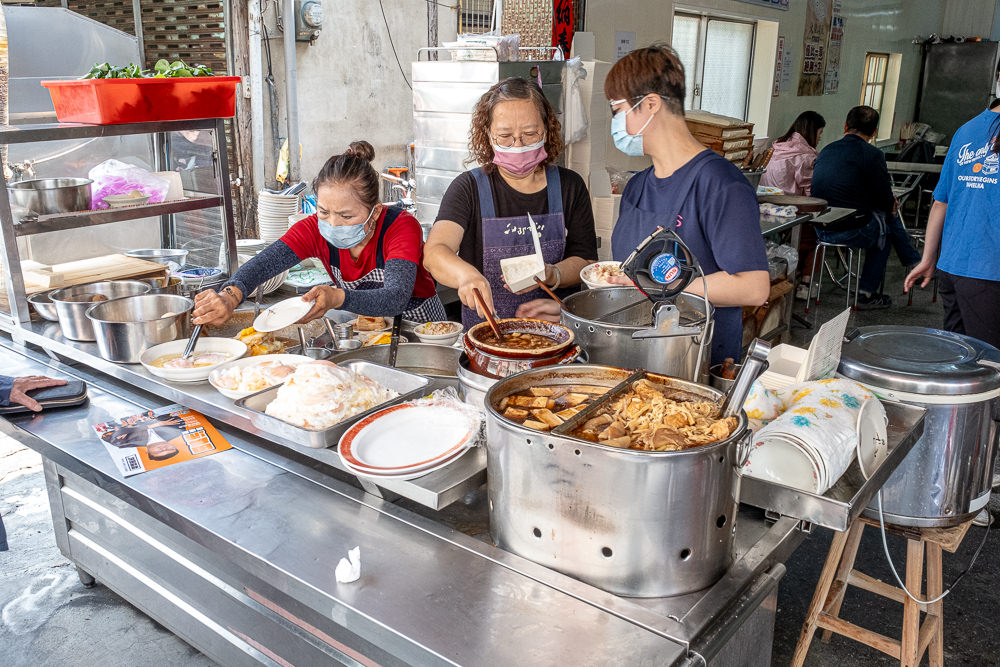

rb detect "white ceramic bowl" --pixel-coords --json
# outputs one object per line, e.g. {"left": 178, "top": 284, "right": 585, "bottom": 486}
{"left": 412, "top": 321, "right": 463, "bottom": 346}
{"left": 581, "top": 260, "right": 628, "bottom": 290}
{"left": 207, "top": 353, "right": 310, "bottom": 399}
{"left": 140, "top": 337, "right": 248, "bottom": 383}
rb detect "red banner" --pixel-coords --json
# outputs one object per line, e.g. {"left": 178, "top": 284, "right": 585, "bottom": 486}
{"left": 553, "top": 0, "right": 574, "bottom": 58}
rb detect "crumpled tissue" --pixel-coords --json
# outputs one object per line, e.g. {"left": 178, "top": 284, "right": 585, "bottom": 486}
{"left": 335, "top": 546, "right": 361, "bottom": 583}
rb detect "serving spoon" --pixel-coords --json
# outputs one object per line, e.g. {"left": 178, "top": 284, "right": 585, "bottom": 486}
{"left": 533, "top": 276, "right": 565, "bottom": 307}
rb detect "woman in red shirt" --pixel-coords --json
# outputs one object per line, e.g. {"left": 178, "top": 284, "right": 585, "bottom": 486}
{"left": 193, "top": 141, "right": 445, "bottom": 326}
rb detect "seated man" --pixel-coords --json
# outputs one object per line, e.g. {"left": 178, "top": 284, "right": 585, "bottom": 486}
{"left": 811, "top": 105, "right": 921, "bottom": 308}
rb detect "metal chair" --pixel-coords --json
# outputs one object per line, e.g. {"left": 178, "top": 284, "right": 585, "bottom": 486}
{"left": 804, "top": 241, "right": 863, "bottom": 325}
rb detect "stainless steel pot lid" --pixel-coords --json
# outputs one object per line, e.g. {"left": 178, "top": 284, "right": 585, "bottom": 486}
{"left": 838, "top": 326, "right": 1000, "bottom": 395}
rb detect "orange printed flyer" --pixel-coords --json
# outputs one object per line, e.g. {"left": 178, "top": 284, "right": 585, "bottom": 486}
{"left": 92, "top": 406, "right": 232, "bottom": 477}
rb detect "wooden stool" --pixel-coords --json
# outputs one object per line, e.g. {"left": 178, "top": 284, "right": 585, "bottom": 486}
{"left": 791, "top": 515, "right": 973, "bottom": 667}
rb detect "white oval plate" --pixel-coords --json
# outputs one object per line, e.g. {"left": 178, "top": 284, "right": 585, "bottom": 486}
{"left": 338, "top": 403, "right": 475, "bottom": 471}
{"left": 140, "top": 337, "right": 248, "bottom": 383}
{"left": 856, "top": 398, "right": 889, "bottom": 480}
{"left": 343, "top": 447, "right": 472, "bottom": 481}
{"left": 253, "top": 296, "right": 314, "bottom": 332}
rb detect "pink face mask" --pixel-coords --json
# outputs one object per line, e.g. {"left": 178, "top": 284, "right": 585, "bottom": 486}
{"left": 492, "top": 139, "right": 548, "bottom": 176}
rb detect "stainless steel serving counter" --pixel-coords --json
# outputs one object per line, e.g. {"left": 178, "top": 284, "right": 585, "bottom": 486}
{"left": 0, "top": 337, "right": 805, "bottom": 666}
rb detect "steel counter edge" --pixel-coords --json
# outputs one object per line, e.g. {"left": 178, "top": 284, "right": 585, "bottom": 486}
{"left": 0, "top": 338, "right": 806, "bottom": 666}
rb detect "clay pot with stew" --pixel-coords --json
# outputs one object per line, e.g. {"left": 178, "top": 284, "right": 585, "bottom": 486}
{"left": 463, "top": 318, "right": 581, "bottom": 378}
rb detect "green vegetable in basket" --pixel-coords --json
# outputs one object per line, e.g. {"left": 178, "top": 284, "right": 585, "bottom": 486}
{"left": 81, "top": 59, "right": 215, "bottom": 79}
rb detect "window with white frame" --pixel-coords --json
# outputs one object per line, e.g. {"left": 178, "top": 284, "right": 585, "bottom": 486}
{"left": 672, "top": 12, "right": 756, "bottom": 120}
{"left": 860, "top": 52, "right": 889, "bottom": 113}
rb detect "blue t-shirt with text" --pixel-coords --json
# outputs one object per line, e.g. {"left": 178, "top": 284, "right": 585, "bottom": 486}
{"left": 933, "top": 108, "right": 1000, "bottom": 281}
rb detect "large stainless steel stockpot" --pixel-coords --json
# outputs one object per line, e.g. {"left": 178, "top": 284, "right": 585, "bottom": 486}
{"left": 86, "top": 294, "right": 194, "bottom": 363}
{"left": 839, "top": 327, "right": 1000, "bottom": 527}
{"left": 485, "top": 365, "right": 748, "bottom": 598}
{"left": 49, "top": 280, "right": 151, "bottom": 341}
{"left": 560, "top": 287, "right": 713, "bottom": 381}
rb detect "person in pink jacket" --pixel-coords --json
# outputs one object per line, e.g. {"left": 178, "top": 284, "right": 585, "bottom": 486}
{"left": 761, "top": 111, "right": 826, "bottom": 298}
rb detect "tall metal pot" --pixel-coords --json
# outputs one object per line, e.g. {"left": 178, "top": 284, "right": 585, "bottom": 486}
{"left": 839, "top": 326, "right": 1000, "bottom": 527}
{"left": 484, "top": 365, "right": 748, "bottom": 598}
{"left": 560, "top": 287, "right": 712, "bottom": 381}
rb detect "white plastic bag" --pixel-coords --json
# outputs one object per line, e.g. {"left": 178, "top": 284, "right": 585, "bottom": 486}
{"left": 562, "top": 57, "right": 588, "bottom": 144}
{"left": 89, "top": 159, "right": 170, "bottom": 209}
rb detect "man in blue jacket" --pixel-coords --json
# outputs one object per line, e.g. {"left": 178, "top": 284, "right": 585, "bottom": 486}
{"left": 811, "top": 105, "right": 922, "bottom": 308}
{"left": 0, "top": 374, "right": 66, "bottom": 551}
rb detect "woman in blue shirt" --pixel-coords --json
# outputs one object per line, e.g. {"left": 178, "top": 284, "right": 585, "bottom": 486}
{"left": 603, "top": 43, "right": 769, "bottom": 364}
{"left": 905, "top": 98, "right": 1000, "bottom": 349}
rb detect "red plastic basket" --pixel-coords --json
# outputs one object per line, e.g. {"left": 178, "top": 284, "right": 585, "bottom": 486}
{"left": 42, "top": 76, "right": 241, "bottom": 125}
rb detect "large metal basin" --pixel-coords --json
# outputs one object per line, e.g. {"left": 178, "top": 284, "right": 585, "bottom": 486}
{"left": 85, "top": 294, "right": 194, "bottom": 363}
{"left": 561, "top": 287, "right": 712, "bottom": 381}
{"left": 50, "top": 280, "right": 151, "bottom": 341}
{"left": 8, "top": 177, "right": 92, "bottom": 216}
{"left": 330, "top": 342, "right": 461, "bottom": 379}
{"left": 485, "top": 365, "right": 748, "bottom": 598}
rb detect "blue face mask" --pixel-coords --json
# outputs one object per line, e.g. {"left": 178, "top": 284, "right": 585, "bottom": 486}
{"left": 318, "top": 205, "right": 376, "bottom": 249}
{"left": 611, "top": 97, "right": 655, "bottom": 157}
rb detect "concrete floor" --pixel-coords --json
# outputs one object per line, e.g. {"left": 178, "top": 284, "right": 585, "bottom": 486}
{"left": 2, "top": 258, "right": 999, "bottom": 666}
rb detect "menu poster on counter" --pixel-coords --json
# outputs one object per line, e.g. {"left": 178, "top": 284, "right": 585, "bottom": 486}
{"left": 798, "top": 0, "right": 834, "bottom": 96}
{"left": 92, "top": 406, "right": 231, "bottom": 477}
{"left": 823, "top": 0, "right": 844, "bottom": 95}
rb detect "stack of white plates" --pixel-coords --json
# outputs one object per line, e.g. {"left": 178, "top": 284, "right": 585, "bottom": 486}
{"left": 338, "top": 402, "right": 477, "bottom": 480}
{"left": 258, "top": 190, "right": 301, "bottom": 243}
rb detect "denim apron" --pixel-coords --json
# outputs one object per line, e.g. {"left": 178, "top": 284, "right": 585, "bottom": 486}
{"left": 463, "top": 166, "right": 567, "bottom": 327}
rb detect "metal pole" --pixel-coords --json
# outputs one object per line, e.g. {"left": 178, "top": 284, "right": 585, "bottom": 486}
{"left": 427, "top": 0, "right": 438, "bottom": 61}
{"left": 131, "top": 0, "right": 145, "bottom": 67}
{"left": 248, "top": 0, "right": 266, "bottom": 197}
{"left": 282, "top": 0, "right": 300, "bottom": 182}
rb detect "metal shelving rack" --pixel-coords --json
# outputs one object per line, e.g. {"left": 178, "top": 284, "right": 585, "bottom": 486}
{"left": 0, "top": 117, "right": 238, "bottom": 333}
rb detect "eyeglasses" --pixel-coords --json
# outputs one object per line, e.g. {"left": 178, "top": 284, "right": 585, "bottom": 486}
{"left": 491, "top": 130, "right": 544, "bottom": 148}
{"left": 609, "top": 94, "right": 670, "bottom": 116}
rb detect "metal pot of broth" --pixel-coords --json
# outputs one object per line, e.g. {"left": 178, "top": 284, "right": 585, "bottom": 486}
{"left": 561, "top": 287, "right": 712, "bottom": 381}
{"left": 484, "top": 365, "right": 748, "bottom": 598}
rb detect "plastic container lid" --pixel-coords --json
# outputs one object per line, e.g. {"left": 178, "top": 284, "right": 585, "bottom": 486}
{"left": 838, "top": 326, "right": 1000, "bottom": 396}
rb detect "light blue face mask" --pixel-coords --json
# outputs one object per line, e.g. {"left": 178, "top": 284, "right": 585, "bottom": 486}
{"left": 611, "top": 96, "right": 655, "bottom": 157}
{"left": 318, "top": 205, "right": 376, "bottom": 249}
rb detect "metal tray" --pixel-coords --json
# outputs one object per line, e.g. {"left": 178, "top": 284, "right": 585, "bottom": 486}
{"left": 738, "top": 400, "right": 926, "bottom": 532}
{"left": 234, "top": 359, "right": 431, "bottom": 449}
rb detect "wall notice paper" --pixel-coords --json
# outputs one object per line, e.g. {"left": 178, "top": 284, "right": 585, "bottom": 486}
{"left": 93, "top": 406, "right": 232, "bottom": 477}
{"left": 773, "top": 36, "right": 785, "bottom": 97}
{"left": 798, "top": 0, "right": 833, "bottom": 96}
{"left": 780, "top": 43, "right": 795, "bottom": 93}
{"left": 615, "top": 31, "right": 635, "bottom": 62}
{"left": 823, "top": 0, "right": 844, "bottom": 95}
{"left": 736, "top": 0, "right": 790, "bottom": 9}
{"left": 553, "top": 0, "right": 574, "bottom": 58}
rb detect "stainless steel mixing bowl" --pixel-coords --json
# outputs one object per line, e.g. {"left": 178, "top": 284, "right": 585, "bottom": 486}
{"left": 86, "top": 294, "right": 194, "bottom": 363}
{"left": 7, "top": 177, "right": 92, "bottom": 217}
{"left": 49, "top": 280, "right": 152, "bottom": 341}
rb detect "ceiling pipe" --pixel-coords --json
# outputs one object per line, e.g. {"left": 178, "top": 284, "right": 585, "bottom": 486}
{"left": 282, "top": 0, "right": 300, "bottom": 182}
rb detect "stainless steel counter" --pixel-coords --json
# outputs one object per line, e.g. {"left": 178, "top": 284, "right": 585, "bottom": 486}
{"left": 0, "top": 338, "right": 804, "bottom": 666}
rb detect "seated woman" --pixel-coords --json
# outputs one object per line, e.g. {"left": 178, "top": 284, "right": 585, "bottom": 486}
{"left": 422, "top": 77, "right": 598, "bottom": 325}
{"left": 193, "top": 141, "right": 446, "bottom": 326}
{"left": 761, "top": 111, "right": 826, "bottom": 298}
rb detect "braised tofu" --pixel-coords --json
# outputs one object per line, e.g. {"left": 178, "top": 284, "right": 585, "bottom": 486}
{"left": 567, "top": 385, "right": 611, "bottom": 396}
{"left": 560, "top": 393, "right": 590, "bottom": 407}
{"left": 529, "top": 387, "right": 555, "bottom": 397}
{"left": 503, "top": 407, "right": 530, "bottom": 420}
{"left": 522, "top": 419, "right": 551, "bottom": 431}
{"left": 510, "top": 395, "right": 550, "bottom": 408}
{"left": 555, "top": 405, "right": 586, "bottom": 420}
{"left": 531, "top": 408, "right": 563, "bottom": 428}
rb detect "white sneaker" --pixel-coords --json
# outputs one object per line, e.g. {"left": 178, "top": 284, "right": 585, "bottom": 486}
{"left": 973, "top": 509, "right": 994, "bottom": 527}
{"left": 795, "top": 283, "right": 811, "bottom": 301}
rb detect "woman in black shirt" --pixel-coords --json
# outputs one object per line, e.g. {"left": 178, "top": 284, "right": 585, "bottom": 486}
{"left": 423, "top": 77, "right": 598, "bottom": 325}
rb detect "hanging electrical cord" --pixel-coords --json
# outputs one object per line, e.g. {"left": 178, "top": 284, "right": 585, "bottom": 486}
{"left": 876, "top": 490, "right": 991, "bottom": 605}
{"left": 378, "top": 0, "right": 412, "bottom": 90}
